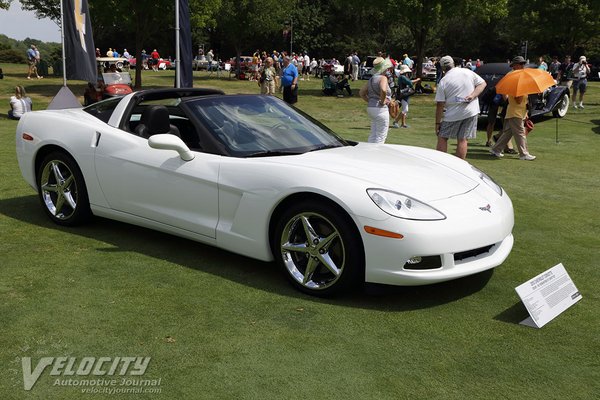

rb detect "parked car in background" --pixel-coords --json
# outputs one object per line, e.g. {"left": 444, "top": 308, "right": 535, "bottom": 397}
{"left": 476, "top": 63, "right": 570, "bottom": 118}
{"left": 228, "top": 55, "right": 254, "bottom": 79}
{"left": 421, "top": 58, "right": 437, "bottom": 80}
{"left": 359, "top": 56, "right": 378, "bottom": 79}
{"left": 84, "top": 59, "right": 133, "bottom": 106}
{"left": 97, "top": 57, "right": 129, "bottom": 71}
{"left": 317, "top": 59, "right": 344, "bottom": 77}
{"left": 193, "top": 57, "right": 220, "bottom": 71}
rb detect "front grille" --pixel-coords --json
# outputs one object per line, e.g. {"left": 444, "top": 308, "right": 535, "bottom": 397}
{"left": 454, "top": 245, "right": 494, "bottom": 262}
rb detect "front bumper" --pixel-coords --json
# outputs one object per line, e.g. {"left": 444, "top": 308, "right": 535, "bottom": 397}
{"left": 358, "top": 189, "right": 514, "bottom": 286}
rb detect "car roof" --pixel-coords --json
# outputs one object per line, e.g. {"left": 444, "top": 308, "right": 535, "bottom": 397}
{"left": 476, "top": 62, "right": 538, "bottom": 75}
{"left": 130, "top": 88, "right": 225, "bottom": 103}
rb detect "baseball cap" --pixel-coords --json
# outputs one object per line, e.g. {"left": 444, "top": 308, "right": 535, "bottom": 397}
{"left": 440, "top": 55, "right": 454, "bottom": 68}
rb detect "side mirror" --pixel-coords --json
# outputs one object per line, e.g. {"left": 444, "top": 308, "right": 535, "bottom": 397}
{"left": 148, "top": 134, "right": 195, "bottom": 161}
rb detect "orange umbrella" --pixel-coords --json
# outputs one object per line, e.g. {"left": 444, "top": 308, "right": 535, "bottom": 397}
{"left": 494, "top": 68, "right": 556, "bottom": 97}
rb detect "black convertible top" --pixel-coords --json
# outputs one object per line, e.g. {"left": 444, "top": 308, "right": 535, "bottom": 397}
{"left": 131, "top": 88, "right": 225, "bottom": 102}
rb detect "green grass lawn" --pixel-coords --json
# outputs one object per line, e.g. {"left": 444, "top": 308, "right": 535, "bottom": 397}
{"left": 1, "top": 63, "right": 599, "bottom": 399}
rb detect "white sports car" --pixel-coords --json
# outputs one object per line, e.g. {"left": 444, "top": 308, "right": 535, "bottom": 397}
{"left": 16, "top": 89, "right": 514, "bottom": 296}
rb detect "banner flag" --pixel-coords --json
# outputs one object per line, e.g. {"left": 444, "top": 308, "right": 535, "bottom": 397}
{"left": 177, "top": 0, "right": 193, "bottom": 88}
{"left": 62, "top": 0, "right": 97, "bottom": 82}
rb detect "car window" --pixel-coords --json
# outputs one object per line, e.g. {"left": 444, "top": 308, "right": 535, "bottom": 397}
{"left": 83, "top": 97, "right": 123, "bottom": 123}
{"left": 185, "top": 95, "right": 348, "bottom": 157}
{"left": 127, "top": 100, "right": 202, "bottom": 150}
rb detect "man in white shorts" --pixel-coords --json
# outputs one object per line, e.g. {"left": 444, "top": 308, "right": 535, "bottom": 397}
{"left": 434, "top": 55, "right": 486, "bottom": 159}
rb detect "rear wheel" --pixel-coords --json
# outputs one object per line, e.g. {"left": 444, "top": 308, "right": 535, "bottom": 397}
{"left": 37, "top": 152, "right": 91, "bottom": 226}
{"left": 273, "top": 200, "right": 364, "bottom": 296}
{"left": 553, "top": 94, "right": 569, "bottom": 117}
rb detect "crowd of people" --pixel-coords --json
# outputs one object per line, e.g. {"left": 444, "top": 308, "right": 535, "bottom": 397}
{"left": 8, "top": 42, "right": 593, "bottom": 163}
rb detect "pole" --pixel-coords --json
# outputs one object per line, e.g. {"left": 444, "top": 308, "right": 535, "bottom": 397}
{"left": 175, "top": 0, "right": 181, "bottom": 88}
{"left": 290, "top": 17, "right": 293, "bottom": 55}
{"left": 60, "top": 0, "right": 67, "bottom": 87}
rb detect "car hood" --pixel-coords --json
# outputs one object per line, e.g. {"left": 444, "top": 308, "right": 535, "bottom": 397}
{"left": 265, "top": 143, "right": 479, "bottom": 202}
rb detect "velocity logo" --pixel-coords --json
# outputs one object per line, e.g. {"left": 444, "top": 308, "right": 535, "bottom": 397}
{"left": 22, "top": 356, "right": 150, "bottom": 390}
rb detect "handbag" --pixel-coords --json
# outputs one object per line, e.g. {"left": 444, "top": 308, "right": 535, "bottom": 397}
{"left": 524, "top": 117, "right": 534, "bottom": 135}
{"left": 388, "top": 100, "right": 400, "bottom": 119}
{"left": 397, "top": 86, "right": 416, "bottom": 100}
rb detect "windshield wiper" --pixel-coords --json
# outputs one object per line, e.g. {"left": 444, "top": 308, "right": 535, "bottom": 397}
{"left": 308, "top": 144, "right": 343, "bottom": 152}
{"left": 244, "top": 150, "right": 304, "bottom": 158}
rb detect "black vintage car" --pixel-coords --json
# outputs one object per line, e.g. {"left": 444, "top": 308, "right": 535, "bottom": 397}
{"left": 476, "top": 63, "right": 570, "bottom": 118}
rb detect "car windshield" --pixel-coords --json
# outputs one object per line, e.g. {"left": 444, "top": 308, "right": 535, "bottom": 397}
{"left": 185, "top": 95, "right": 349, "bottom": 157}
{"left": 83, "top": 97, "right": 123, "bottom": 123}
{"left": 103, "top": 72, "right": 132, "bottom": 85}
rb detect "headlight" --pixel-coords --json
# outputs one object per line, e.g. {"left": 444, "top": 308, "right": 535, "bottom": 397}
{"left": 472, "top": 166, "right": 503, "bottom": 196}
{"left": 367, "top": 189, "right": 446, "bottom": 221}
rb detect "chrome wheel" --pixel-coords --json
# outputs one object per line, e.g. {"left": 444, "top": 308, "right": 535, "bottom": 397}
{"left": 40, "top": 159, "right": 78, "bottom": 220}
{"left": 38, "top": 152, "right": 91, "bottom": 226}
{"left": 280, "top": 211, "right": 346, "bottom": 290}
{"left": 274, "top": 199, "right": 365, "bottom": 296}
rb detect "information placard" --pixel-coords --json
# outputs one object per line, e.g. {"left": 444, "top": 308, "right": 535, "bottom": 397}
{"left": 515, "top": 263, "right": 582, "bottom": 328}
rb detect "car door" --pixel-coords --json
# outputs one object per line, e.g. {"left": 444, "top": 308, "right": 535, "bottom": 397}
{"left": 93, "top": 127, "right": 220, "bottom": 239}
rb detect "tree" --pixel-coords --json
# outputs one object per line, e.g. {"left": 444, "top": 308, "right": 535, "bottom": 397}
{"left": 211, "top": 0, "right": 288, "bottom": 73}
{"left": 384, "top": 0, "right": 508, "bottom": 78}
{"left": 19, "top": 0, "right": 61, "bottom": 23}
{"left": 507, "top": 0, "right": 600, "bottom": 57}
{"left": 1, "top": 0, "right": 12, "bottom": 10}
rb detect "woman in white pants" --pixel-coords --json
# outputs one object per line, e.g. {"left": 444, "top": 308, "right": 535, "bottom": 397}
{"left": 360, "top": 57, "right": 392, "bottom": 143}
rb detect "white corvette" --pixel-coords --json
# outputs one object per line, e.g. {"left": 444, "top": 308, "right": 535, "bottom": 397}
{"left": 16, "top": 89, "right": 514, "bottom": 295}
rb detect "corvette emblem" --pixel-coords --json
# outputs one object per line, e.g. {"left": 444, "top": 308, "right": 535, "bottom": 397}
{"left": 479, "top": 204, "right": 491, "bottom": 213}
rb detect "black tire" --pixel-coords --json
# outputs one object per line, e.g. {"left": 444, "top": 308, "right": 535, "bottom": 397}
{"left": 273, "top": 200, "right": 364, "bottom": 296}
{"left": 37, "top": 152, "right": 92, "bottom": 226}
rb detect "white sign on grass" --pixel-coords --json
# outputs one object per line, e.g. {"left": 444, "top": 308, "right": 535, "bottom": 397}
{"left": 515, "top": 263, "right": 582, "bottom": 328}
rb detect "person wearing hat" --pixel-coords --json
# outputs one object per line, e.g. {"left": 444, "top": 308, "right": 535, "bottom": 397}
{"left": 434, "top": 55, "right": 486, "bottom": 159}
{"left": 359, "top": 57, "right": 393, "bottom": 143}
{"left": 490, "top": 56, "right": 536, "bottom": 161}
{"left": 572, "top": 56, "right": 590, "bottom": 108}
{"left": 392, "top": 64, "right": 420, "bottom": 128}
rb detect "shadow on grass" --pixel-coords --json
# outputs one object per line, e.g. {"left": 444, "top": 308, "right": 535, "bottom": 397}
{"left": 0, "top": 194, "right": 495, "bottom": 311}
{"left": 493, "top": 301, "right": 529, "bottom": 325}
{"left": 591, "top": 119, "right": 600, "bottom": 134}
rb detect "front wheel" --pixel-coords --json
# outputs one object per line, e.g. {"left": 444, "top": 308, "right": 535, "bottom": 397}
{"left": 273, "top": 200, "right": 364, "bottom": 296}
{"left": 553, "top": 94, "right": 569, "bottom": 118}
{"left": 37, "top": 152, "right": 91, "bottom": 226}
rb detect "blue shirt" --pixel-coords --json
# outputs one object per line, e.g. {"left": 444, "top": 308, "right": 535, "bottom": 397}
{"left": 281, "top": 64, "right": 298, "bottom": 87}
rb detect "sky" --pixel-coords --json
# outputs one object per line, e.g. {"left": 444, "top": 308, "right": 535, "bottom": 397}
{"left": 0, "top": 1, "right": 61, "bottom": 42}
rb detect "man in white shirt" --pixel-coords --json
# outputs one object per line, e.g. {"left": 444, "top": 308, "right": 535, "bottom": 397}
{"left": 434, "top": 55, "right": 487, "bottom": 159}
{"left": 572, "top": 55, "right": 591, "bottom": 109}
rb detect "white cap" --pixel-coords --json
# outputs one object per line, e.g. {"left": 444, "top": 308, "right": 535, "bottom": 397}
{"left": 440, "top": 55, "right": 454, "bottom": 68}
